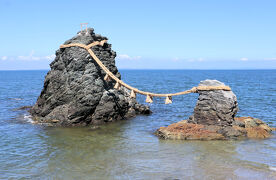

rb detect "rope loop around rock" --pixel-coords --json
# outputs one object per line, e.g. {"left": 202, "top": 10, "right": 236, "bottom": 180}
{"left": 60, "top": 40, "right": 232, "bottom": 104}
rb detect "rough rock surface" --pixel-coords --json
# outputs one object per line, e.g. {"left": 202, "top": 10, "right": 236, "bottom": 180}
{"left": 156, "top": 117, "right": 275, "bottom": 140}
{"left": 189, "top": 80, "right": 238, "bottom": 126}
{"left": 156, "top": 80, "right": 275, "bottom": 140}
{"left": 30, "top": 28, "right": 150, "bottom": 126}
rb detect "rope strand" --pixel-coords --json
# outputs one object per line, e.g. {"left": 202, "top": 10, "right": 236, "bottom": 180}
{"left": 60, "top": 40, "right": 232, "bottom": 103}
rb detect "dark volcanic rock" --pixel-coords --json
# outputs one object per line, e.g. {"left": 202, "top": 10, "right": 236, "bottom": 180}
{"left": 189, "top": 80, "right": 238, "bottom": 126}
{"left": 30, "top": 28, "right": 150, "bottom": 126}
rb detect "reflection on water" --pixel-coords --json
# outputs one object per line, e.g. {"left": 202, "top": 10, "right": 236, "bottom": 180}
{"left": 0, "top": 70, "right": 275, "bottom": 179}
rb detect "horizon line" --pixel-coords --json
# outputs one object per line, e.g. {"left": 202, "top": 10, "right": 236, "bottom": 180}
{"left": 1, "top": 68, "right": 276, "bottom": 71}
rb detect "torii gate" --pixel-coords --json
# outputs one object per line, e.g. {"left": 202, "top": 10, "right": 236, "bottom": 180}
{"left": 80, "top": 23, "right": 88, "bottom": 33}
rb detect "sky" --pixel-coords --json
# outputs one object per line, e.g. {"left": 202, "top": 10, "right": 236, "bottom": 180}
{"left": 0, "top": 0, "right": 276, "bottom": 70}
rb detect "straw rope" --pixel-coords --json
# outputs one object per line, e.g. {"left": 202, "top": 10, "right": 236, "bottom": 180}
{"left": 60, "top": 40, "right": 231, "bottom": 103}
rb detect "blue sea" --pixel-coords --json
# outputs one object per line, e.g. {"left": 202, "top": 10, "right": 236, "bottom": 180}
{"left": 0, "top": 70, "right": 275, "bottom": 179}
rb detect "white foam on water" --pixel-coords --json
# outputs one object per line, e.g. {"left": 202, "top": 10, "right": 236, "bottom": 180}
{"left": 23, "top": 114, "right": 34, "bottom": 124}
{"left": 269, "top": 166, "right": 276, "bottom": 171}
{"left": 11, "top": 98, "right": 23, "bottom": 101}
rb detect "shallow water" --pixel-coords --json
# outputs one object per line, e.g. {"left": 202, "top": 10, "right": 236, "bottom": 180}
{"left": 0, "top": 70, "right": 275, "bottom": 179}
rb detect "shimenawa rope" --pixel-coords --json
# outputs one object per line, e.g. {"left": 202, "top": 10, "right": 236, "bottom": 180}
{"left": 60, "top": 40, "right": 231, "bottom": 104}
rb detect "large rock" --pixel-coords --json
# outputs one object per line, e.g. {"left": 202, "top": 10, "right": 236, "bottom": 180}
{"left": 30, "top": 28, "right": 150, "bottom": 126}
{"left": 189, "top": 80, "right": 238, "bottom": 126}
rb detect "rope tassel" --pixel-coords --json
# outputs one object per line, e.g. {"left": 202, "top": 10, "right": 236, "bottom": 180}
{"left": 104, "top": 74, "right": 111, "bottom": 81}
{"left": 145, "top": 94, "right": 153, "bottom": 103}
{"left": 130, "top": 90, "right": 136, "bottom": 99}
{"left": 114, "top": 82, "right": 121, "bottom": 90}
{"left": 165, "top": 96, "right": 172, "bottom": 104}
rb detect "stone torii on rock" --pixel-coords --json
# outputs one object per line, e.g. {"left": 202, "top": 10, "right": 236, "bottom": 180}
{"left": 80, "top": 23, "right": 88, "bottom": 34}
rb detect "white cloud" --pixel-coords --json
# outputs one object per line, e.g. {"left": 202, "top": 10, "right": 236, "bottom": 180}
{"left": 0, "top": 52, "right": 55, "bottom": 61}
{"left": 1, "top": 56, "right": 7, "bottom": 60}
{"left": 172, "top": 57, "right": 180, "bottom": 62}
{"left": 117, "top": 54, "right": 141, "bottom": 60}
{"left": 198, "top": 57, "right": 204, "bottom": 62}
{"left": 118, "top": 54, "right": 130, "bottom": 59}
{"left": 187, "top": 57, "right": 205, "bottom": 62}
{"left": 240, "top": 57, "right": 248, "bottom": 61}
{"left": 264, "top": 58, "right": 276, "bottom": 61}
{"left": 45, "top": 54, "right": 56, "bottom": 60}
{"left": 16, "top": 50, "right": 55, "bottom": 61}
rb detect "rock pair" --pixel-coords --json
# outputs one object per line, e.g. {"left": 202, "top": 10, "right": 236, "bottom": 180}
{"left": 29, "top": 28, "right": 274, "bottom": 139}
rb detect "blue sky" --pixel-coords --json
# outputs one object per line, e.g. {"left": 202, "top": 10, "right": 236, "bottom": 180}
{"left": 0, "top": 0, "right": 276, "bottom": 70}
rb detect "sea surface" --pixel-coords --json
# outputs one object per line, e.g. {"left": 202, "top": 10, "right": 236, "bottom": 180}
{"left": 0, "top": 70, "right": 275, "bottom": 180}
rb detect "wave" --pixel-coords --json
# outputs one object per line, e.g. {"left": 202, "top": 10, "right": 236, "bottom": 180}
{"left": 8, "top": 98, "right": 23, "bottom": 101}
{"left": 23, "top": 114, "right": 34, "bottom": 124}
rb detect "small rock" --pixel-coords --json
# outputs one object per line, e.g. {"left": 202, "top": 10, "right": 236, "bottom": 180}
{"left": 156, "top": 122, "right": 225, "bottom": 140}
{"left": 246, "top": 127, "right": 271, "bottom": 138}
{"left": 217, "top": 126, "right": 245, "bottom": 138}
{"left": 192, "top": 80, "right": 238, "bottom": 126}
{"left": 156, "top": 79, "right": 274, "bottom": 140}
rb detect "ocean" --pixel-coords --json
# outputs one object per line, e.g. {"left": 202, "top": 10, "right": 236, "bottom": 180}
{"left": 0, "top": 70, "right": 275, "bottom": 179}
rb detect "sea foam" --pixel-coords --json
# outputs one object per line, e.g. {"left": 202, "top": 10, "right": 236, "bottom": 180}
{"left": 24, "top": 114, "right": 34, "bottom": 123}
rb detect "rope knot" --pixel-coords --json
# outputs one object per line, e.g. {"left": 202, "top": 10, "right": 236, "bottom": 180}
{"left": 191, "top": 87, "right": 198, "bottom": 93}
